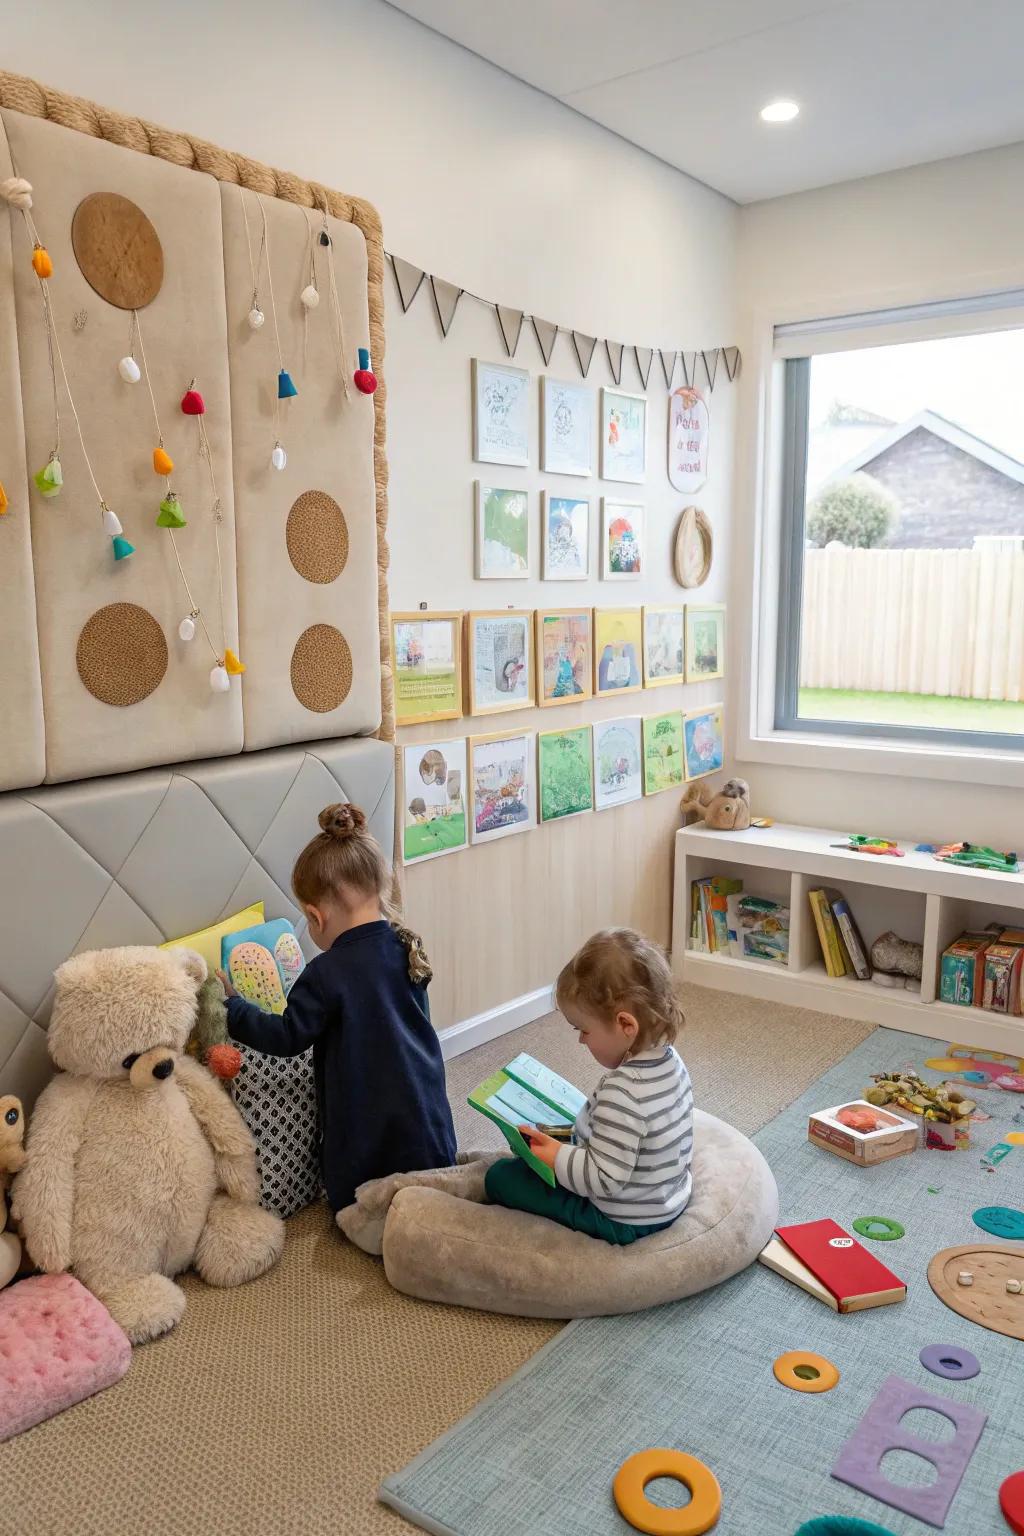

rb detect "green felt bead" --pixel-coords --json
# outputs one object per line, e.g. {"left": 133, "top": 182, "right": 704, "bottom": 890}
{"left": 156, "top": 493, "right": 186, "bottom": 529}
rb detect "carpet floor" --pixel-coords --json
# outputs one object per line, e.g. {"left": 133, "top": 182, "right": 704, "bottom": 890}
{"left": 0, "top": 988, "right": 875, "bottom": 1536}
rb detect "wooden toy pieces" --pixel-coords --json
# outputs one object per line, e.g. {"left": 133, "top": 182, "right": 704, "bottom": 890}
{"left": 613, "top": 1449, "right": 721, "bottom": 1536}
{"left": 928, "top": 1242, "right": 1024, "bottom": 1341}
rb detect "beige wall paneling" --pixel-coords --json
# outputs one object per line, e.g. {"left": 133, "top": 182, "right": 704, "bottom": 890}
{"left": 0, "top": 115, "right": 44, "bottom": 790}
{"left": 3, "top": 109, "right": 241, "bottom": 782}
{"left": 221, "top": 188, "right": 381, "bottom": 749}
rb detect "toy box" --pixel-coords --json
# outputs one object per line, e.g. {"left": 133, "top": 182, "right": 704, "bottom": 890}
{"left": 982, "top": 943, "right": 1024, "bottom": 1015}
{"left": 940, "top": 933, "right": 993, "bottom": 1007}
{"left": 808, "top": 1100, "right": 919, "bottom": 1165}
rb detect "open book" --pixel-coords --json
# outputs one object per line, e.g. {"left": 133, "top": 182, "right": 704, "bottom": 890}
{"left": 468, "top": 1052, "right": 586, "bottom": 1186}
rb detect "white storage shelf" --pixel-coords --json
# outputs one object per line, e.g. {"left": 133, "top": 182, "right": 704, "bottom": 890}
{"left": 672, "top": 820, "right": 1024, "bottom": 1053}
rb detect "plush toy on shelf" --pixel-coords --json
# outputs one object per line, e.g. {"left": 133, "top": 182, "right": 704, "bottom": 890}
{"left": 680, "top": 776, "right": 752, "bottom": 831}
{"left": 0, "top": 1096, "right": 26, "bottom": 1290}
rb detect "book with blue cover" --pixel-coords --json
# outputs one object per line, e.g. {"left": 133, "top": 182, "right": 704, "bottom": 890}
{"left": 468, "top": 1052, "right": 586, "bottom": 1185}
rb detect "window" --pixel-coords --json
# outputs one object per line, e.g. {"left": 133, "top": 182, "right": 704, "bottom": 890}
{"left": 775, "top": 303, "right": 1024, "bottom": 751}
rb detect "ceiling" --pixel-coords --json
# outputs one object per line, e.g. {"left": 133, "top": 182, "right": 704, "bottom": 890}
{"left": 386, "top": 0, "right": 1024, "bottom": 203}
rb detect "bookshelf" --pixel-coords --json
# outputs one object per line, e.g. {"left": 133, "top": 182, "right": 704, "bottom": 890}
{"left": 672, "top": 821, "right": 1024, "bottom": 1051}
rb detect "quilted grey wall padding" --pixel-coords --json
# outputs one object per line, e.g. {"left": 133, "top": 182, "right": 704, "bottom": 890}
{"left": 0, "top": 736, "right": 394, "bottom": 1110}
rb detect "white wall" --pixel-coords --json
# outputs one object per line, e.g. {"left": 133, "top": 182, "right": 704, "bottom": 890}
{"left": 734, "top": 142, "right": 1024, "bottom": 848}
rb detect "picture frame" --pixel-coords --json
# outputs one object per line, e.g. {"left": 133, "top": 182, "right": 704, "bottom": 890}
{"left": 643, "top": 710, "right": 685, "bottom": 796}
{"left": 593, "top": 716, "right": 643, "bottom": 811}
{"left": 538, "top": 725, "right": 594, "bottom": 823}
{"left": 536, "top": 608, "right": 593, "bottom": 707}
{"left": 593, "top": 607, "right": 643, "bottom": 696}
{"left": 469, "top": 730, "right": 536, "bottom": 844}
{"left": 685, "top": 603, "right": 726, "bottom": 682}
{"left": 541, "top": 492, "right": 590, "bottom": 580}
{"left": 472, "top": 358, "right": 530, "bottom": 467}
{"left": 643, "top": 605, "right": 685, "bottom": 687}
{"left": 474, "top": 482, "right": 530, "bottom": 579}
{"left": 466, "top": 609, "right": 535, "bottom": 716}
{"left": 390, "top": 611, "right": 463, "bottom": 727}
{"left": 600, "top": 387, "right": 647, "bottom": 483}
{"left": 540, "top": 376, "right": 593, "bottom": 476}
{"left": 401, "top": 738, "right": 468, "bottom": 864}
{"left": 601, "top": 500, "right": 645, "bottom": 581}
{"left": 683, "top": 704, "right": 725, "bottom": 781}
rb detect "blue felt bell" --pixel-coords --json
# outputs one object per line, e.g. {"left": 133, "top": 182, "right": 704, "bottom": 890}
{"left": 111, "top": 535, "right": 135, "bottom": 561}
{"left": 278, "top": 369, "right": 298, "bottom": 399}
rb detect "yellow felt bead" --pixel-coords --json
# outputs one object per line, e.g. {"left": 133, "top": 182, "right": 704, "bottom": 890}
{"left": 0, "top": 482, "right": 8, "bottom": 515}
{"left": 31, "top": 245, "right": 53, "bottom": 279}
{"left": 223, "top": 648, "right": 246, "bottom": 676}
{"left": 153, "top": 446, "right": 174, "bottom": 475}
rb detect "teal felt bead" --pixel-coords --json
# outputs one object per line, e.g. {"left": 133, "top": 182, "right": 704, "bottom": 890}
{"left": 111, "top": 535, "right": 135, "bottom": 561}
{"left": 278, "top": 369, "right": 298, "bottom": 399}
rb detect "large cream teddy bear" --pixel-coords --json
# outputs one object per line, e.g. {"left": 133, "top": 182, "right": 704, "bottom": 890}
{"left": 13, "top": 946, "right": 284, "bottom": 1343}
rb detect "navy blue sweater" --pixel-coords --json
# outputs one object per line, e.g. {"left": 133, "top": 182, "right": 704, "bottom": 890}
{"left": 226, "top": 920, "right": 456, "bottom": 1213}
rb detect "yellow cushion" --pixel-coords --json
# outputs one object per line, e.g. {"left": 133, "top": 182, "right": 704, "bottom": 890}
{"left": 160, "top": 902, "right": 265, "bottom": 975}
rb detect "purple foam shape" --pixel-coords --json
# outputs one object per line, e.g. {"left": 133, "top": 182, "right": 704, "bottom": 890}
{"left": 919, "top": 1344, "right": 980, "bottom": 1381}
{"left": 831, "top": 1374, "right": 988, "bottom": 1529}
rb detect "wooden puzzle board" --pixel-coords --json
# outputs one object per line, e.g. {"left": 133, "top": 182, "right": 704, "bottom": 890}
{"left": 928, "top": 1241, "right": 1024, "bottom": 1341}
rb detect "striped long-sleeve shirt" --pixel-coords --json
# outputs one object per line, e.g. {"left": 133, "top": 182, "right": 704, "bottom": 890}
{"left": 554, "top": 1045, "right": 693, "bottom": 1226}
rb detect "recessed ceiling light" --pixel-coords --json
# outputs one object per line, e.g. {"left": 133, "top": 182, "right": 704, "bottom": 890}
{"left": 760, "top": 100, "right": 800, "bottom": 123}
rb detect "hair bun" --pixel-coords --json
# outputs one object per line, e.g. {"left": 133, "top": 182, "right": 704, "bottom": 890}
{"left": 318, "top": 802, "right": 367, "bottom": 841}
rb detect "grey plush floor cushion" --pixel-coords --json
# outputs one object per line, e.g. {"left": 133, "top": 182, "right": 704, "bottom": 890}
{"left": 379, "top": 1110, "right": 779, "bottom": 1317}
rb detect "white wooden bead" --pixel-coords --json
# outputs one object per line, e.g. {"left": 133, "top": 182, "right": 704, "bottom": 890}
{"left": 247, "top": 306, "right": 265, "bottom": 330}
{"left": 118, "top": 356, "right": 141, "bottom": 384}
{"left": 957, "top": 1271, "right": 974, "bottom": 1286}
{"left": 178, "top": 616, "right": 196, "bottom": 642}
{"left": 271, "top": 443, "right": 287, "bottom": 471}
{"left": 300, "top": 284, "right": 320, "bottom": 310}
{"left": 209, "top": 664, "right": 230, "bottom": 693}
{"left": 101, "top": 506, "right": 123, "bottom": 537}
{"left": 1007, "top": 1278, "right": 1022, "bottom": 1294}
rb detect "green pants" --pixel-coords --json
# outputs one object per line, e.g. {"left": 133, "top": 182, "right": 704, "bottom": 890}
{"left": 484, "top": 1157, "right": 671, "bottom": 1246}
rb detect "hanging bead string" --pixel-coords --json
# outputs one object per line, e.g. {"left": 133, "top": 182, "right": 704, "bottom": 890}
{"left": 315, "top": 206, "right": 353, "bottom": 401}
{"left": 300, "top": 212, "right": 319, "bottom": 372}
{"left": 240, "top": 188, "right": 293, "bottom": 468}
{"left": 191, "top": 389, "right": 230, "bottom": 667}
{"left": 240, "top": 189, "right": 267, "bottom": 326}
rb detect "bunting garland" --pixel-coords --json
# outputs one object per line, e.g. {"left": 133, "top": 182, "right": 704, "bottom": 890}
{"left": 387, "top": 251, "right": 740, "bottom": 388}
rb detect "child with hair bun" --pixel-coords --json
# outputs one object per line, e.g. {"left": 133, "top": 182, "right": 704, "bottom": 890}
{"left": 220, "top": 803, "right": 456, "bottom": 1217}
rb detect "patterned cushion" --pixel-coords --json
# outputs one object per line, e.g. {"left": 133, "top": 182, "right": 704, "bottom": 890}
{"left": 233, "top": 1046, "right": 321, "bottom": 1220}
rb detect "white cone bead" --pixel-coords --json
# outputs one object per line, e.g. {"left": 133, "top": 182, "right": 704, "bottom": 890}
{"left": 271, "top": 443, "right": 287, "bottom": 471}
{"left": 101, "top": 506, "right": 123, "bottom": 536}
{"left": 118, "top": 356, "right": 142, "bottom": 384}
{"left": 209, "top": 664, "right": 230, "bottom": 693}
{"left": 247, "top": 306, "right": 265, "bottom": 330}
{"left": 300, "top": 284, "right": 320, "bottom": 310}
{"left": 178, "top": 616, "right": 196, "bottom": 642}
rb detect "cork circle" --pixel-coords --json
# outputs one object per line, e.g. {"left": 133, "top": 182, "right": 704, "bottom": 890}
{"left": 290, "top": 624, "right": 353, "bottom": 713}
{"left": 77, "top": 603, "right": 168, "bottom": 707}
{"left": 72, "top": 192, "right": 164, "bottom": 310}
{"left": 286, "top": 490, "right": 349, "bottom": 584}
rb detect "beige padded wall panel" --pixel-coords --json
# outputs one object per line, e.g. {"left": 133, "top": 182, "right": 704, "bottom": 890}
{"left": 0, "top": 116, "right": 45, "bottom": 790}
{"left": 3, "top": 110, "right": 242, "bottom": 782}
{"left": 222, "top": 188, "right": 381, "bottom": 748}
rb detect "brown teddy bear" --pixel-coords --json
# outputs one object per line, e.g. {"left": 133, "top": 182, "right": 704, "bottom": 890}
{"left": 12, "top": 946, "right": 284, "bottom": 1343}
{"left": 0, "top": 1095, "right": 26, "bottom": 1290}
{"left": 680, "top": 777, "right": 752, "bottom": 830}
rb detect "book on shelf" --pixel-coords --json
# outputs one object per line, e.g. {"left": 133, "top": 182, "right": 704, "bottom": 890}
{"left": 940, "top": 931, "right": 996, "bottom": 1007}
{"left": 689, "top": 875, "right": 743, "bottom": 954}
{"left": 831, "top": 896, "right": 871, "bottom": 979}
{"left": 728, "top": 894, "right": 790, "bottom": 966}
{"left": 467, "top": 1052, "right": 586, "bottom": 1187}
{"left": 773, "top": 1219, "right": 906, "bottom": 1312}
{"left": 808, "top": 888, "right": 850, "bottom": 977}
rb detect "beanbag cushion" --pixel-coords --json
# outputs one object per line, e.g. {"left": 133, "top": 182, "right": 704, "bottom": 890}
{"left": 379, "top": 1109, "right": 778, "bottom": 1317}
{"left": 0, "top": 1274, "right": 131, "bottom": 1441}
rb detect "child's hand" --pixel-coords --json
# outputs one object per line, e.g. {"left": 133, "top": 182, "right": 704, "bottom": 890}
{"left": 216, "top": 969, "right": 238, "bottom": 1000}
{"left": 518, "top": 1126, "right": 560, "bottom": 1169}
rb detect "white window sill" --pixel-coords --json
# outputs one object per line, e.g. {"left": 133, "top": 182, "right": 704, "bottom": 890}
{"left": 737, "top": 725, "right": 1024, "bottom": 791}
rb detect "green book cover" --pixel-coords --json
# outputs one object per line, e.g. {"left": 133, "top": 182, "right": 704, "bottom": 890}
{"left": 468, "top": 1054, "right": 584, "bottom": 1186}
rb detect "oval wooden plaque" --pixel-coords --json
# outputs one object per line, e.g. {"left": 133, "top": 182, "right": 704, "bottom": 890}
{"left": 674, "top": 506, "right": 713, "bottom": 588}
{"left": 72, "top": 192, "right": 164, "bottom": 310}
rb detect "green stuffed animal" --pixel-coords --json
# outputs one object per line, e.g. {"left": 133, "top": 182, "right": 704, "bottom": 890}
{"left": 187, "top": 975, "right": 242, "bottom": 1082}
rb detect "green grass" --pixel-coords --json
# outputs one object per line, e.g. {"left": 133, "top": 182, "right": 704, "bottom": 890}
{"left": 404, "top": 813, "right": 466, "bottom": 860}
{"left": 799, "top": 688, "right": 1024, "bottom": 734}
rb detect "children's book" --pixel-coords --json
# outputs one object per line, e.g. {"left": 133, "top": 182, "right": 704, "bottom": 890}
{"left": 758, "top": 1237, "right": 838, "bottom": 1310}
{"left": 730, "top": 895, "right": 790, "bottom": 965}
{"left": 774, "top": 1219, "right": 906, "bottom": 1312}
{"left": 222, "top": 918, "right": 306, "bottom": 1015}
{"left": 690, "top": 876, "right": 743, "bottom": 953}
{"left": 809, "top": 889, "right": 849, "bottom": 977}
{"left": 830, "top": 895, "right": 870, "bottom": 979}
{"left": 468, "top": 1053, "right": 586, "bottom": 1186}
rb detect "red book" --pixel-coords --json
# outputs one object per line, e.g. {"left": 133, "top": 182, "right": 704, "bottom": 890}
{"left": 775, "top": 1219, "right": 906, "bottom": 1313}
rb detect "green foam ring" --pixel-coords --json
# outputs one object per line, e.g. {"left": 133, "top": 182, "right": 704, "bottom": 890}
{"left": 851, "top": 1216, "right": 905, "bottom": 1241}
{"left": 795, "top": 1519, "right": 898, "bottom": 1536}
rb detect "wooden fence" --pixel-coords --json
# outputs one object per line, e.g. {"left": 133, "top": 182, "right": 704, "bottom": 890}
{"left": 799, "top": 546, "right": 1024, "bottom": 701}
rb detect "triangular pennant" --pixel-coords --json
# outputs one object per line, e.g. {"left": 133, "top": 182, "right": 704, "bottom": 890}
{"left": 390, "top": 255, "right": 426, "bottom": 314}
{"left": 721, "top": 346, "right": 742, "bottom": 382}
{"left": 605, "top": 340, "right": 624, "bottom": 386}
{"left": 680, "top": 351, "right": 697, "bottom": 388}
{"left": 659, "top": 349, "right": 677, "bottom": 389}
{"left": 701, "top": 348, "right": 720, "bottom": 391}
{"left": 634, "top": 346, "right": 653, "bottom": 390}
{"left": 496, "top": 305, "right": 524, "bottom": 358}
{"left": 429, "top": 276, "right": 463, "bottom": 337}
{"left": 531, "top": 316, "right": 558, "bottom": 366}
{"left": 572, "top": 331, "right": 597, "bottom": 377}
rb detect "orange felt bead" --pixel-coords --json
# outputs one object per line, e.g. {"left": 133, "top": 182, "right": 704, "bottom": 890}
{"left": 31, "top": 245, "right": 53, "bottom": 279}
{"left": 223, "top": 648, "right": 246, "bottom": 676}
{"left": 153, "top": 446, "right": 174, "bottom": 475}
{"left": 0, "top": 481, "right": 8, "bottom": 516}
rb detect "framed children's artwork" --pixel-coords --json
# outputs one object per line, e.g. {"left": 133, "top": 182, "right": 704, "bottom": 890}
{"left": 600, "top": 387, "right": 647, "bottom": 483}
{"left": 538, "top": 725, "right": 594, "bottom": 823}
{"left": 685, "top": 603, "right": 725, "bottom": 682}
{"left": 643, "top": 710, "right": 685, "bottom": 796}
{"left": 474, "top": 483, "right": 530, "bottom": 579}
{"left": 593, "top": 716, "right": 643, "bottom": 811}
{"left": 542, "top": 493, "right": 590, "bottom": 580}
{"left": 593, "top": 607, "right": 642, "bottom": 696}
{"left": 643, "top": 605, "right": 685, "bottom": 687}
{"left": 466, "top": 610, "right": 534, "bottom": 715}
{"left": 472, "top": 359, "right": 530, "bottom": 467}
{"left": 390, "top": 611, "right": 463, "bottom": 727}
{"left": 536, "top": 608, "right": 593, "bottom": 706}
{"left": 469, "top": 730, "right": 535, "bottom": 843}
{"left": 601, "top": 500, "right": 644, "bottom": 580}
{"left": 683, "top": 704, "right": 725, "bottom": 781}
{"left": 402, "top": 738, "right": 468, "bottom": 864}
{"left": 540, "top": 376, "right": 593, "bottom": 477}
{"left": 668, "top": 386, "right": 710, "bottom": 494}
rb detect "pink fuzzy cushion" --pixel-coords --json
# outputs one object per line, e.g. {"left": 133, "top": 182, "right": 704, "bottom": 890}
{"left": 0, "top": 1274, "right": 131, "bottom": 1441}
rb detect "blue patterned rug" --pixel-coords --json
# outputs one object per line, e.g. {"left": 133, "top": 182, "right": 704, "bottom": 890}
{"left": 381, "top": 1029, "right": 1024, "bottom": 1536}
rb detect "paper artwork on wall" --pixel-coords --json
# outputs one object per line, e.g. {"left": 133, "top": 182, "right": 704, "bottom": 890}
{"left": 542, "top": 493, "right": 590, "bottom": 580}
{"left": 600, "top": 388, "right": 646, "bottom": 483}
{"left": 594, "top": 608, "right": 643, "bottom": 696}
{"left": 472, "top": 359, "right": 530, "bottom": 467}
{"left": 402, "top": 738, "right": 468, "bottom": 863}
{"left": 469, "top": 730, "right": 535, "bottom": 843}
{"left": 538, "top": 725, "right": 594, "bottom": 823}
{"left": 643, "top": 605, "right": 685, "bottom": 687}
{"left": 540, "top": 377, "right": 593, "bottom": 477}
{"left": 474, "top": 483, "right": 530, "bottom": 579}
{"left": 391, "top": 611, "right": 462, "bottom": 726}
{"left": 668, "top": 386, "right": 710, "bottom": 494}
{"left": 467, "top": 610, "right": 534, "bottom": 715}
{"left": 593, "top": 716, "right": 643, "bottom": 811}
{"left": 683, "top": 704, "right": 725, "bottom": 781}
{"left": 602, "top": 499, "right": 644, "bottom": 580}
{"left": 685, "top": 603, "right": 725, "bottom": 682}
{"left": 643, "top": 710, "right": 685, "bottom": 796}
{"left": 536, "top": 608, "right": 593, "bottom": 706}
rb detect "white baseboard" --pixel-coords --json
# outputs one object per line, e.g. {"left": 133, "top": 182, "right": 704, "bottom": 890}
{"left": 438, "top": 984, "right": 554, "bottom": 1061}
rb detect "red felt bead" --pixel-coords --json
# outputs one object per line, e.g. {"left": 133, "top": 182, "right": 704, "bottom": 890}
{"left": 353, "top": 368, "right": 378, "bottom": 395}
{"left": 205, "top": 1043, "right": 242, "bottom": 1080}
{"left": 1001, "top": 1470, "right": 1024, "bottom": 1536}
{"left": 180, "top": 388, "right": 206, "bottom": 415}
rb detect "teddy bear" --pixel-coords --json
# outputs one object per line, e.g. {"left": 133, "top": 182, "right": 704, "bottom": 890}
{"left": 0, "top": 1094, "right": 26, "bottom": 1290}
{"left": 12, "top": 946, "right": 284, "bottom": 1344}
{"left": 680, "top": 776, "right": 752, "bottom": 831}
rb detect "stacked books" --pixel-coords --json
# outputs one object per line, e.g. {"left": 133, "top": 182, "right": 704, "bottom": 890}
{"left": 941, "top": 927, "right": 1024, "bottom": 1014}
{"left": 729, "top": 894, "right": 790, "bottom": 965}
{"left": 689, "top": 875, "right": 743, "bottom": 953}
{"left": 758, "top": 1219, "right": 906, "bottom": 1313}
{"left": 808, "top": 888, "right": 870, "bottom": 979}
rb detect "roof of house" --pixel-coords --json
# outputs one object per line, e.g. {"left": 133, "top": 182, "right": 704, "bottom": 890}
{"left": 825, "top": 409, "right": 1024, "bottom": 489}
